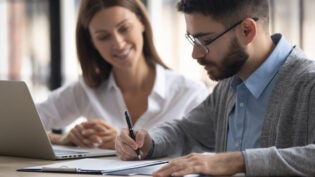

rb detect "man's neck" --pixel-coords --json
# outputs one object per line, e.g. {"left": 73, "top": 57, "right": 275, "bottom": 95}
{"left": 238, "top": 34, "right": 275, "bottom": 81}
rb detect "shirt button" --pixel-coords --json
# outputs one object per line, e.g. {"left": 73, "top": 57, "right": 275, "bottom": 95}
{"left": 239, "top": 103, "right": 244, "bottom": 107}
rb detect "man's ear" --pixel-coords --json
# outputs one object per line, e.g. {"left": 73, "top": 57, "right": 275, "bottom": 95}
{"left": 239, "top": 18, "right": 257, "bottom": 45}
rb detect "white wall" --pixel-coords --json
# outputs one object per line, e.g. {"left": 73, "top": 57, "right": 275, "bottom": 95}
{"left": 0, "top": 1, "right": 8, "bottom": 79}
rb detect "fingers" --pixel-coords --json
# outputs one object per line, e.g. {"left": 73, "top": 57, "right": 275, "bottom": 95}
{"left": 82, "top": 119, "right": 112, "bottom": 130}
{"left": 134, "top": 129, "right": 153, "bottom": 158}
{"left": 93, "top": 130, "right": 117, "bottom": 149}
{"left": 153, "top": 154, "right": 205, "bottom": 177}
{"left": 66, "top": 119, "right": 118, "bottom": 149}
{"left": 135, "top": 129, "right": 146, "bottom": 147}
{"left": 115, "top": 128, "right": 153, "bottom": 161}
{"left": 115, "top": 128, "right": 140, "bottom": 160}
{"left": 152, "top": 159, "right": 185, "bottom": 177}
{"left": 81, "top": 119, "right": 118, "bottom": 137}
{"left": 154, "top": 153, "right": 244, "bottom": 177}
{"left": 67, "top": 124, "right": 90, "bottom": 147}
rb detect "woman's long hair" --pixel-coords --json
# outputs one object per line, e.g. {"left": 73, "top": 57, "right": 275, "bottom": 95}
{"left": 76, "top": 0, "right": 168, "bottom": 88}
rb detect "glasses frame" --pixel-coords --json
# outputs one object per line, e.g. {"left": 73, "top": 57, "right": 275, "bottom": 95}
{"left": 185, "top": 17, "right": 259, "bottom": 54}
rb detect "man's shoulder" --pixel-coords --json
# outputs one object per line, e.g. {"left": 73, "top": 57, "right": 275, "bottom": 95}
{"left": 281, "top": 47, "right": 315, "bottom": 79}
{"left": 273, "top": 48, "right": 315, "bottom": 94}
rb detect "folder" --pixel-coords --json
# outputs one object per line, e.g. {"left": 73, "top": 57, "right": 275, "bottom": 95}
{"left": 17, "top": 158, "right": 168, "bottom": 175}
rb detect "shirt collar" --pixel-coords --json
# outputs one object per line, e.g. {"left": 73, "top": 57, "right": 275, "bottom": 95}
{"left": 107, "top": 72, "right": 118, "bottom": 91}
{"left": 152, "top": 64, "right": 166, "bottom": 99}
{"left": 232, "top": 34, "right": 293, "bottom": 98}
{"left": 106, "top": 64, "right": 166, "bottom": 99}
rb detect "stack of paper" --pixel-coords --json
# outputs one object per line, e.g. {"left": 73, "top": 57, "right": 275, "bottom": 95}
{"left": 18, "top": 158, "right": 168, "bottom": 175}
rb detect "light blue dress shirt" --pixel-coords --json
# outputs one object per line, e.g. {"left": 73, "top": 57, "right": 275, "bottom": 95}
{"left": 227, "top": 34, "right": 294, "bottom": 151}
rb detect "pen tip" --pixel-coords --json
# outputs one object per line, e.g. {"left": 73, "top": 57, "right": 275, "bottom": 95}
{"left": 138, "top": 155, "right": 141, "bottom": 160}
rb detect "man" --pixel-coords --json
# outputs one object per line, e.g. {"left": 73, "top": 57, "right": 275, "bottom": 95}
{"left": 115, "top": 0, "right": 315, "bottom": 176}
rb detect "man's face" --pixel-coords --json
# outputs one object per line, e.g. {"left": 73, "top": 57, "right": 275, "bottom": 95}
{"left": 185, "top": 13, "right": 249, "bottom": 81}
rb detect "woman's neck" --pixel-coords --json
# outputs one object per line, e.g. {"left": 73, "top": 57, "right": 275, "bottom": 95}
{"left": 113, "top": 58, "right": 155, "bottom": 94}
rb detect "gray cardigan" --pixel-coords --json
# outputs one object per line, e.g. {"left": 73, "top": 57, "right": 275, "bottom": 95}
{"left": 150, "top": 46, "right": 315, "bottom": 176}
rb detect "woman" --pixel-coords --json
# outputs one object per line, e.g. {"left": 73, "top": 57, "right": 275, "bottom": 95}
{"left": 36, "top": 0, "right": 208, "bottom": 150}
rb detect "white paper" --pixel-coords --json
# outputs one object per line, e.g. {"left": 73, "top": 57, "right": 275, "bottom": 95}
{"left": 23, "top": 158, "right": 167, "bottom": 172}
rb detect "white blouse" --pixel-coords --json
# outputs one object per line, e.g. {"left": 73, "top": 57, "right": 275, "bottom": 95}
{"left": 36, "top": 64, "right": 208, "bottom": 131}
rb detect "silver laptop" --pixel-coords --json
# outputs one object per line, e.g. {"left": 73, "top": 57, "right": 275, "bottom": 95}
{"left": 0, "top": 80, "right": 116, "bottom": 160}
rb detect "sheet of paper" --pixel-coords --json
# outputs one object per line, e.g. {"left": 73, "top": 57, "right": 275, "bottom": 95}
{"left": 22, "top": 158, "right": 167, "bottom": 172}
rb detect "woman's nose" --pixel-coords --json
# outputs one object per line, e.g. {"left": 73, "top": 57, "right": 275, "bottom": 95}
{"left": 112, "top": 33, "right": 125, "bottom": 49}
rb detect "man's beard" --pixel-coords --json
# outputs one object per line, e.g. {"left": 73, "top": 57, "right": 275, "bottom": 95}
{"left": 198, "top": 37, "right": 249, "bottom": 81}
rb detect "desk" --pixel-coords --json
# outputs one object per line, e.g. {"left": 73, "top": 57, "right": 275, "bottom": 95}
{"left": 0, "top": 155, "right": 147, "bottom": 177}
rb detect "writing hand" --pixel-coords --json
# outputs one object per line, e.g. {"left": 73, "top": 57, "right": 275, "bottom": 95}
{"left": 115, "top": 128, "right": 152, "bottom": 160}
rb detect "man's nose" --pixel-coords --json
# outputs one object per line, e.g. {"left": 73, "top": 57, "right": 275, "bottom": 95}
{"left": 191, "top": 45, "right": 206, "bottom": 60}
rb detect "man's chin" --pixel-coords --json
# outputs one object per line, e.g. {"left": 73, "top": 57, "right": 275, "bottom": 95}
{"left": 207, "top": 70, "right": 233, "bottom": 81}
{"left": 207, "top": 71, "right": 220, "bottom": 81}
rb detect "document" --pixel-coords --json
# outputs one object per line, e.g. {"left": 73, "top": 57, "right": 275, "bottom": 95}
{"left": 18, "top": 158, "right": 168, "bottom": 175}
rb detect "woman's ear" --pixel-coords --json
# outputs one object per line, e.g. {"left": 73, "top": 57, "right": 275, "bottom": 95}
{"left": 239, "top": 18, "right": 257, "bottom": 45}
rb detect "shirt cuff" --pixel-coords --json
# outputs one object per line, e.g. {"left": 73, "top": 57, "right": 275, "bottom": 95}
{"left": 144, "top": 139, "right": 155, "bottom": 159}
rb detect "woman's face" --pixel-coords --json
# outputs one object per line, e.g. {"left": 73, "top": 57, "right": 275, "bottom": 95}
{"left": 88, "top": 6, "right": 145, "bottom": 70}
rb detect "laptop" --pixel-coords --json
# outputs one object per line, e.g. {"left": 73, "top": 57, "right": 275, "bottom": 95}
{"left": 0, "top": 80, "right": 116, "bottom": 160}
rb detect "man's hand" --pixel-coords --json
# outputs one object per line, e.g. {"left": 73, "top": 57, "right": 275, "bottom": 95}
{"left": 153, "top": 152, "right": 245, "bottom": 177}
{"left": 115, "top": 128, "right": 152, "bottom": 160}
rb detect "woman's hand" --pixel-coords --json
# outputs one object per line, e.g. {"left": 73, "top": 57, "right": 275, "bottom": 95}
{"left": 84, "top": 119, "right": 118, "bottom": 149}
{"left": 51, "top": 119, "right": 118, "bottom": 149}
{"left": 153, "top": 152, "right": 245, "bottom": 177}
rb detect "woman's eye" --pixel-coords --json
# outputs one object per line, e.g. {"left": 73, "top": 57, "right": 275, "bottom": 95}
{"left": 97, "top": 35, "right": 110, "bottom": 41}
{"left": 119, "top": 25, "right": 131, "bottom": 33}
{"left": 119, "top": 27, "right": 129, "bottom": 33}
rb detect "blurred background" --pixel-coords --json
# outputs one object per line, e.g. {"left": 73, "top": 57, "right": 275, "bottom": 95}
{"left": 0, "top": 0, "right": 315, "bottom": 103}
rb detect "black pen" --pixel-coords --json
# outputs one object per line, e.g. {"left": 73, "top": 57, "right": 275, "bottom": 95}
{"left": 124, "top": 111, "right": 141, "bottom": 160}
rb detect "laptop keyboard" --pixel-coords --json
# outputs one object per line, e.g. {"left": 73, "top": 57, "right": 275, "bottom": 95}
{"left": 53, "top": 149, "right": 87, "bottom": 155}
{"left": 52, "top": 145, "right": 89, "bottom": 155}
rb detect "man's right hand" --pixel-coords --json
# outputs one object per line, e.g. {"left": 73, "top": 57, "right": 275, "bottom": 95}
{"left": 115, "top": 128, "right": 153, "bottom": 160}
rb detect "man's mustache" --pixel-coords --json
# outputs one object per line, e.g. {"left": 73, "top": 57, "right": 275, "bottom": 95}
{"left": 197, "top": 58, "right": 216, "bottom": 67}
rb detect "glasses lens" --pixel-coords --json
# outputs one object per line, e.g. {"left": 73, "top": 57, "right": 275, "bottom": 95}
{"left": 185, "top": 34, "right": 209, "bottom": 54}
{"left": 194, "top": 39, "right": 209, "bottom": 54}
{"left": 185, "top": 34, "right": 195, "bottom": 45}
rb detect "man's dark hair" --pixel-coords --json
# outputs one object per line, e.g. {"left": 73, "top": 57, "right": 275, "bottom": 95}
{"left": 177, "top": 0, "right": 269, "bottom": 29}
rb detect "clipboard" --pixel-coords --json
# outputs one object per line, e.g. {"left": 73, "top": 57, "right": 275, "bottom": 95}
{"left": 17, "top": 158, "right": 168, "bottom": 175}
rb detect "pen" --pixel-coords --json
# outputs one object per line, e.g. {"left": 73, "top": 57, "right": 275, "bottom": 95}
{"left": 124, "top": 111, "right": 141, "bottom": 160}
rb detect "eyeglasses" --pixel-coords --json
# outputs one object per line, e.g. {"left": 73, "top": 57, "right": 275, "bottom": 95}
{"left": 185, "top": 17, "right": 259, "bottom": 54}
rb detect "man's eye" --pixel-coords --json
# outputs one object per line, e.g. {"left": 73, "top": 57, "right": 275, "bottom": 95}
{"left": 202, "top": 38, "right": 214, "bottom": 45}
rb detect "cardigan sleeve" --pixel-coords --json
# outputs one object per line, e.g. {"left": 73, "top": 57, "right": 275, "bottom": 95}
{"left": 244, "top": 145, "right": 315, "bottom": 176}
